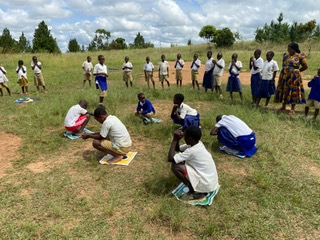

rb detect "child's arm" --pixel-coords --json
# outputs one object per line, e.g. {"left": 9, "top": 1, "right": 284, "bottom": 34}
{"left": 171, "top": 104, "right": 179, "bottom": 119}
{"left": 82, "top": 132, "right": 102, "bottom": 140}
{"left": 210, "top": 127, "right": 219, "bottom": 135}
{"left": 168, "top": 130, "right": 183, "bottom": 162}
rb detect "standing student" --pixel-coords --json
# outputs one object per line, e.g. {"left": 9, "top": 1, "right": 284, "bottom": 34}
{"left": 213, "top": 52, "right": 225, "bottom": 99}
{"left": 16, "top": 60, "right": 29, "bottom": 95}
{"left": 82, "top": 106, "right": 132, "bottom": 164}
{"left": 304, "top": 69, "right": 320, "bottom": 121}
{"left": 31, "top": 56, "right": 47, "bottom": 93}
{"left": 256, "top": 51, "right": 279, "bottom": 107}
{"left": 203, "top": 51, "right": 215, "bottom": 93}
{"left": 82, "top": 56, "right": 93, "bottom": 87}
{"left": 190, "top": 54, "right": 201, "bottom": 90}
{"left": 93, "top": 55, "right": 108, "bottom": 104}
{"left": 144, "top": 56, "right": 155, "bottom": 89}
{"left": 158, "top": 54, "right": 170, "bottom": 89}
{"left": 168, "top": 126, "right": 219, "bottom": 202}
{"left": 226, "top": 53, "right": 243, "bottom": 103}
{"left": 0, "top": 64, "right": 11, "bottom": 96}
{"left": 249, "top": 49, "right": 263, "bottom": 105}
{"left": 122, "top": 56, "right": 133, "bottom": 88}
{"left": 175, "top": 53, "right": 184, "bottom": 87}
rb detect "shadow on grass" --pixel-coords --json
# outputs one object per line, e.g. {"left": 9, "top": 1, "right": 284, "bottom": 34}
{"left": 144, "top": 172, "right": 178, "bottom": 196}
{"left": 82, "top": 150, "right": 103, "bottom": 162}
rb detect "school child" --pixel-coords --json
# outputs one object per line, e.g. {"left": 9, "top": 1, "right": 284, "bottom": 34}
{"left": 168, "top": 126, "right": 219, "bottom": 202}
{"left": 144, "top": 56, "right": 155, "bottom": 89}
{"left": 31, "top": 56, "right": 47, "bottom": 93}
{"left": 226, "top": 53, "right": 243, "bottom": 103}
{"left": 213, "top": 52, "right": 225, "bottom": 99}
{"left": 304, "top": 68, "right": 320, "bottom": 121}
{"left": 16, "top": 60, "right": 29, "bottom": 95}
{"left": 174, "top": 53, "right": 184, "bottom": 87}
{"left": 122, "top": 56, "right": 133, "bottom": 88}
{"left": 158, "top": 54, "right": 170, "bottom": 89}
{"left": 190, "top": 53, "right": 201, "bottom": 90}
{"left": 135, "top": 93, "right": 155, "bottom": 124}
{"left": 249, "top": 49, "right": 263, "bottom": 105}
{"left": 171, "top": 93, "right": 200, "bottom": 128}
{"left": 64, "top": 100, "right": 93, "bottom": 135}
{"left": 256, "top": 51, "right": 279, "bottom": 107}
{"left": 82, "top": 56, "right": 93, "bottom": 87}
{"left": 0, "top": 64, "right": 11, "bottom": 96}
{"left": 203, "top": 50, "right": 215, "bottom": 93}
{"left": 93, "top": 55, "right": 108, "bottom": 104}
{"left": 82, "top": 105, "right": 132, "bottom": 164}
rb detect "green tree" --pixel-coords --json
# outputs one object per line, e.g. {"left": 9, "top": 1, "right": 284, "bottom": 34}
{"left": 68, "top": 38, "right": 81, "bottom": 52}
{"left": 0, "top": 28, "right": 17, "bottom": 53}
{"left": 88, "top": 29, "right": 111, "bottom": 51}
{"left": 129, "top": 32, "right": 154, "bottom": 49}
{"left": 18, "top": 32, "right": 31, "bottom": 52}
{"left": 109, "top": 38, "right": 127, "bottom": 50}
{"left": 187, "top": 39, "right": 192, "bottom": 45}
{"left": 213, "top": 28, "right": 235, "bottom": 48}
{"left": 32, "top": 21, "right": 60, "bottom": 53}
{"left": 199, "top": 25, "right": 217, "bottom": 43}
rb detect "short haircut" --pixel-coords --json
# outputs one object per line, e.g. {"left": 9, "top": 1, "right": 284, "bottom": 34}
{"left": 32, "top": 56, "right": 37, "bottom": 60}
{"left": 137, "top": 92, "right": 144, "bottom": 99}
{"left": 174, "top": 93, "right": 184, "bottom": 102}
{"left": 216, "top": 115, "right": 223, "bottom": 122}
{"left": 79, "top": 100, "right": 88, "bottom": 107}
{"left": 255, "top": 49, "right": 261, "bottom": 54}
{"left": 94, "top": 105, "right": 107, "bottom": 117}
{"left": 18, "top": 60, "right": 24, "bottom": 65}
{"left": 267, "top": 51, "right": 274, "bottom": 57}
{"left": 184, "top": 126, "right": 202, "bottom": 141}
{"left": 98, "top": 55, "right": 104, "bottom": 60}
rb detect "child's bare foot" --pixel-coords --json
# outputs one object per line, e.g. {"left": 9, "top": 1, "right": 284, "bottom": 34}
{"left": 107, "top": 155, "right": 124, "bottom": 164}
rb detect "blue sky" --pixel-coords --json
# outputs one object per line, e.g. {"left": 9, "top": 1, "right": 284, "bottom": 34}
{"left": 0, "top": 0, "right": 319, "bottom": 52}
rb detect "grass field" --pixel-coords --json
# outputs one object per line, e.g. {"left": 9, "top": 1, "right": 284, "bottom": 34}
{"left": 0, "top": 42, "right": 319, "bottom": 239}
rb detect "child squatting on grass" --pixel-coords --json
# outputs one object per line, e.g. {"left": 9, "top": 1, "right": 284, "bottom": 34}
{"left": 64, "top": 100, "right": 93, "bottom": 136}
{"left": 304, "top": 68, "right": 320, "bottom": 121}
{"left": 167, "top": 126, "right": 219, "bottom": 202}
{"left": 82, "top": 105, "right": 132, "bottom": 164}
{"left": 135, "top": 93, "right": 155, "bottom": 124}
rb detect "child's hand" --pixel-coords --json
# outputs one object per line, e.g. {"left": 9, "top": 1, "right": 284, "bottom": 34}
{"left": 173, "top": 129, "right": 183, "bottom": 140}
{"left": 82, "top": 132, "right": 90, "bottom": 140}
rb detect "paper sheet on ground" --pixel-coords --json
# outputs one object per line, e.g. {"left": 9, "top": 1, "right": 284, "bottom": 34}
{"left": 15, "top": 97, "right": 41, "bottom": 103}
{"left": 144, "top": 118, "right": 162, "bottom": 124}
{"left": 219, "top": 145, "right": 246, "bottom": 158}
{"left": 64, "top": 128, "right": 93, "bottom": 140}
{"left": 99, "top": 151, "right": 137, "bottom": 166}
{"left": 172, "top": 182, "right": 220, "bottom": 206}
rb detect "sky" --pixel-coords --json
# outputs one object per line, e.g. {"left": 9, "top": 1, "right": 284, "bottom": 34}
{"left": 0, "top": 0, "right": 319, "bottom": 52}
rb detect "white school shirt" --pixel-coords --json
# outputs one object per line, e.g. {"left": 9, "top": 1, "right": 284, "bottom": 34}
{"left": 64, "top": 104, "right": 87, "bottom": 127}
{"left": 261, "top": 60, "right": 279, "bottom": 80}
{"left": 177, "top": 102, "right": 198, "bottom": 119}
{"left": 93, "top": 63, "right": 107, "bottom": 75}
{"left": 213, "top": 58, "right": 225, "bottom": 76}
{"left": 228, "top": 61, "right": 242, "bottom": 75}
{"left": 215, "top": 115, "right": 253, "bottom": 138}
{"left": 205, "top": 58, "right": 214, "bottom": 71}
{"left": 122, "top": 61, "right": 133, "bottom": 72}
{"left": 100, "top": 115, "right": 132, "bottom": 148}
{"left": 250, "top": 57, "right": 264, "bottom": 74}
{"left": 175, "top": 59, "right": 184, "bottom": 70}
{"left": 82, "top": 61, "right": 93, "bottom": 74}
{"left": 191, "top": 59, "right": 201, "bottom": 71}
{"left": 16, "top": 66, "right": 27, "bottom": 80}
{"left": 144, "top": 62, "right": 154, "bottom": 72}
{"left": 158, "top": 61, "right": 169, "bottom": 75}
{"left": 31, "top": 61, "right": 42, "bottom": 74}
{"left": 0, "top": 67, "right": 7, "bottom": 83}
{"left": 174, "top": 141, "right": 219, "bottom": 193}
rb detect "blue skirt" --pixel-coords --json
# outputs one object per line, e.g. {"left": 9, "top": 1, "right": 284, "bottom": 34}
{"left": 251, "top": 73, "right": 262, "bottom": 97}
{"left": 202, "top": 71, "right": 214, "bottom": 89}
{"left": 172, "top": 114, "right": 200, "bottom": 127}
{"left": 95, "top": 75, "right": 108, "bottom": 91}
{"left": 257, "top": 79, "right": 275, "bottom": 98}
{"left": 226, "top": 76, "right": 242, "bottom": 92}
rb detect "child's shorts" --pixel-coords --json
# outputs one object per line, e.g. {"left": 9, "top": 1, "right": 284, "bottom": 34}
{"left": 0, "top": 82, "right": 9, "bottom": 88}
{"left": 306, "top": 99, "right": 320, "bottom": 109}
{"left": 65, "top": 115, "right": 87, "bottom": 132}
{"left": 214, "top": 74, "right": 222, "bottom": 86}
{"left": 19, "top": 76, "right": 29, "bottom": 87}
{"left": 84, "top": 73, "right": 92, "bottom": 81}
{"left": 34, "top": 73, "right": 45, "bottom": 86}
{"left": 176, "top": 70, "right": 182, "bottom": 81}
{"left": 145, "top": 72, "right": 153, "bottom": 81}
{"left": 191, "top": 70, "right": 198, "bottom": 81}
{"left": 159, "top": 74, "right": 168, "bottom": 82}
{"left": 101, "top": 140, "right": 130, "bottom": 155}
{"left": 123, "top": 71, "right": 133, "bottom": 82}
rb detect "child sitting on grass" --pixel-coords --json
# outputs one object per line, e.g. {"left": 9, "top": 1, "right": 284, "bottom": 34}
{"left": 171, "top": 93, "right": 200, "bottom": 128}
{"left": 135, "top": 93, "right": 155, "bottom": 124}
{"left": 64, "top": 100, "right": 92, "bottom": 135}
{"left": 82, "top": 105, "right": 132, "bottom": 164}
{"left": 168, "top": 126, "right": 219, "bottom": 202}
{"left": 304, "top": 68, "right": 320, "bottom": 121}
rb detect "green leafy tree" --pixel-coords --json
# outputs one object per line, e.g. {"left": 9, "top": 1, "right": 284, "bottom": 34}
{"left": 0, "top": 28, "right": 17, "bottom": 53}
{"left": 109, "top": 38, "right": 127, "bottom": 50}
{"left": 68, "top": 38, "right": 81, "bottom": 52}
{"left": 213, "top": 28, "right": 235, "bottom": 48}
{"left": 199, "top": 25, "right": 217, "bottom": 43}
{"left": 129, "top": 32, "right": 154, "bottom": 49}
{"left": 32, "top": 21, "right": 61, "bottom": 53}
{"left": 187, "top": 39, "right": 192, "bottom": 45}
{"left": 18, "top": 32, "right": 31, "bottom": 52}
{"left": 88, "top": 29, "right": 111, "bottom": 51}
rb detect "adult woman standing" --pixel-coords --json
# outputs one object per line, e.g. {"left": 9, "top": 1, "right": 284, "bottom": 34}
{"left": 274, "top": 42, "right": 308, "bottom": 114}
